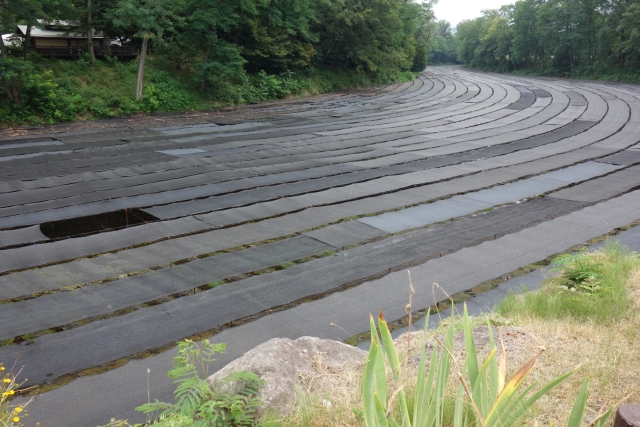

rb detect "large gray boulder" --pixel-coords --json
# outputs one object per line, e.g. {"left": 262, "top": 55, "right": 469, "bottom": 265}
{"left": 207, "top": 336, "right": 367, "bottom": 416}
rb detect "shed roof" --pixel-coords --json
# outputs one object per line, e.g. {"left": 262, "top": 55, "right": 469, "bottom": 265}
{"left": 2, "top": 34, "right": 22, "bottom": 47}
{"left": 16, "top": 24, "right": 103, "bottom": 39}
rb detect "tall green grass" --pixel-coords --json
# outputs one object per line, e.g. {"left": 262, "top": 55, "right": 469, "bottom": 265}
{"left": 498, "top": 242, "right": 640, "bottom": 324}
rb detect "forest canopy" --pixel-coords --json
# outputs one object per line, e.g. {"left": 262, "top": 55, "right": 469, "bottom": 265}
{"left": 454, "top": 0, "right": 640, "bottom": 79}
{"left": 0, "top": 0, "right": 438, "bottom": 125}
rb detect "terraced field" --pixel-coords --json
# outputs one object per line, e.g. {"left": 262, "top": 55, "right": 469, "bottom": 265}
{"left": 1, "top": 66, "right": 640, "bottom": 426}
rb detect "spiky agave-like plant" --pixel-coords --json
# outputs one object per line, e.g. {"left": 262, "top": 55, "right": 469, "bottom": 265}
{"left": 363, "top": 305, "right": 613, "bottom": 427}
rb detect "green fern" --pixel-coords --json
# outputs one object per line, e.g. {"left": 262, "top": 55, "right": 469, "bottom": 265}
{"left": 136, "top": 340, "right": 264, "bottom": 427}
{"left": 543, "top": 250, "right": 613, "bottom": 294}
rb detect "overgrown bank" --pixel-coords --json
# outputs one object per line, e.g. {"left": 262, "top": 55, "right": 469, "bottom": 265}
{"left": 0, "top": 54, "right": 417, "bottom": 126}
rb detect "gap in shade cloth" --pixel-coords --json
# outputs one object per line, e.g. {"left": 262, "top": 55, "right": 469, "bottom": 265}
{"left": 39, "top": 209, "right": 159, "bottom": 240}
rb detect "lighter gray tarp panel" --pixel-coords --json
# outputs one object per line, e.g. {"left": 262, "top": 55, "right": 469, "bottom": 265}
{"left": 549, "top": 165, "right": 640, "bottom": 202}
{"left": 358, "top": 197, "right": 493, "bottom": 232}
{"left": 540, "top": 161, "right": 621, "bottom": 183}
{"left": 303, "top": 221, "right": 386, "bottom": 248}
{"left": 595, "top": 150, "right": 640, "bottom": 166}
{"left": 358, "top": 162, "right": 622, "bottom": 233}
{"left": 0, "top": 225, "right": 49, "bottom": 248}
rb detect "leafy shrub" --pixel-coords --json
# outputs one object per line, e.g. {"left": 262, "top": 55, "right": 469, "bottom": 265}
{"left": 145, "top": 71, "right": 196, "bottom": 112}
{"left": 0, "top": 65, "right": 84, "bottom": 125}
{"left": 105, "top": 340, "right": 264, "bottom": 427}
{"left": 543, "top": 250, "right": 610, "bottom": 294}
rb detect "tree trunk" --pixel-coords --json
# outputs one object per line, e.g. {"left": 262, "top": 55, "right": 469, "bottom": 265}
{"left": 0, "top": 30, "right": 8, "bottom": 60}
{"left": 1, "top": 80, "right": 20, "bottom": 104}
{"left": 87, "top": 0, "right": 96, "bottom": 63}
{"left": 136, "top": 36, "right": 148, "bottom": 101}
{"left": 200, "top": 41, "right": 211, "bottom": 92}
{"left": 103, "top": 26, "right": 111, "bottom": 56}
{"left": 22, "top": 23, "right": 32, "bottom": 60}
{"left": 0, "top": 19, "right": 19, "bottom": 103}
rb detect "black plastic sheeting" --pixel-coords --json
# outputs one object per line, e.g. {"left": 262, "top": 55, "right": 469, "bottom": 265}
{"left": 0, "top": 217, "right": 211, "bottom": 273}
{"left": 0, "top": 110, "right": 594, "bottom": 227}
{"left": 0, "top": 150, "right": 172, "bottom": 180}
{"left": 0, "top": 166, "right": 251, "bottom": 208}
{"left": 0, "top": 157, "right": 214, "bottom": 193}
{"left": 5, "top": 72, "right": 640, "bottom": 427}
{"left": 549, "top": 165, "right": 640, "bottom": 202}
{"left": 0, "top": 196, "right": 589, "bottom": 385}
{"left": 595, "top": 150, "right": 640, "bottom": 166}
{"left": 144, "top": 119, "right": 600, "bottom": 221}
{"left": 0, "top": 160, "right": 360, "bottom": 211}
{"left": 0, "top": 226, "right": 49, "bottom": 248}
{"left": 304, "top": 221, "right": 386, "bottom": 248}
{"left": 143, "top": 164, "right": 416, "bottom": 219}
{"left": 0, "top": 145, "right": 615, "bottom": 281}
{"left": 196, "top": 199, "right": 306, "bottom": 228}
{"left": 507, "top": 87, "right": 536, "bottom": 110}
{"left": 0, "top": 235, "right": 334, "bottom": 340}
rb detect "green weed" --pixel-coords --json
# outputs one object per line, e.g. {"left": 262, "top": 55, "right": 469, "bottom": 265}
{"left": 498, "top": 242, "right": 640, "bottom": 324}
{"left": 102, "top": 340, "right": 263, "bottom": 427}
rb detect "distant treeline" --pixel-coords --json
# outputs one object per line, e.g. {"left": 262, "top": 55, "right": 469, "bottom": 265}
{"left": 453, "top": 0, "right": 640, "bottom": 80}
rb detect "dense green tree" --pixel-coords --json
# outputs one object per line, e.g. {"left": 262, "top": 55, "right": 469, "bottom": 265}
{"left": 428, "top": 20, "right": 458, "bottom": 64}
{"left": 616, "top": 2, "right": 640, "bottom": 65}
{"left": 469, "top": 8, "right": 513, "bottom": 71}
{"left": 456, "top": 17, "right": 485, "bottom": 65}
{"left": 455, "top": 0, "right": 640, "bottom": 76}
{"left": 235, "top": 0, "right": 318, "bottom": 72}
{"left": 112, "top": 0, "right": 177, "bottom": 100}
{"left": 511, "top": 0, "right": 539, "bottom": 69}
{"left": 314, "top": 0, "right": 434, "bottom": 79}
{"left": 0, "top": 0, "right": 61, "bottom": 101}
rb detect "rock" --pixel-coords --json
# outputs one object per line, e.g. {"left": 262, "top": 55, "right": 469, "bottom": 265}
{"left": 207, "top": 336, "right": 367, "bottom": 416}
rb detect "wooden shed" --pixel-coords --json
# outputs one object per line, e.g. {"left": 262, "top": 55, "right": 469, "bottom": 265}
{"left": 15, "top": 20, "right": 136, "bottom": 59}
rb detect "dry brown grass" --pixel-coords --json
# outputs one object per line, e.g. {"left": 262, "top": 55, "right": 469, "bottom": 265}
{"left": 265, "top": 263, "right": 640, "bottom": 427}
{"left": 498, "top": 317, "right": 639, "bottom": 425}
{"left": 263, "top": 353, "right": 366, "bottom": 427}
